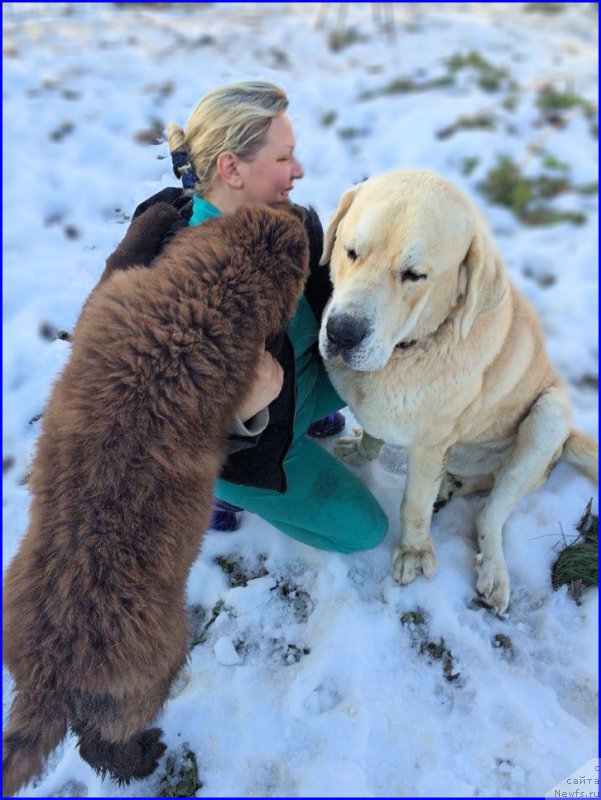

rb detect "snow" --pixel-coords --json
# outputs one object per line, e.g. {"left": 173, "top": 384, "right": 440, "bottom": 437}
{"left": 2, "top": 2, "right": 598, "bottom": 797}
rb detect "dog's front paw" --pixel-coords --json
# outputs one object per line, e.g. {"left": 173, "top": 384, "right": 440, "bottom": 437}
{"left": 474, "top": 553, "right": 510, "bottom": 614}
{"left": 392, "top": 545, "right": 437, "bottom": 584}
{"left": 334, "top": 428, "right": 368, "bottom": 465}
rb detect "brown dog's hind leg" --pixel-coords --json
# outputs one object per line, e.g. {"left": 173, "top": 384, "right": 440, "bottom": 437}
{"left": 75, "top": 725, "right": 167, "bottom": 785}
{"left": 69, "top": 682, "right": 174, "bottom": 785}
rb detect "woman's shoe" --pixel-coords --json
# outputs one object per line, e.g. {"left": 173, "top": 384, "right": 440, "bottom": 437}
{"left": 307, "top": 411, "right": 346, "bottom": 438}
{"left": 208, "top": 499, "right": 243, "bottom": 531}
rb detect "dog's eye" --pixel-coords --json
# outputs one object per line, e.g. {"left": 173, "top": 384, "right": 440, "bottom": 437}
{"left": 346, "top": 248, "right": 358, "bottom": 262}
{"left": 401, "top": 269, "right": 427, "bottom": 282}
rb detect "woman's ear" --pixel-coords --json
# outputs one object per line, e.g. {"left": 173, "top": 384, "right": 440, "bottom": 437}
{"left": 215, "top": 152, "right": 243, "bottom": 189}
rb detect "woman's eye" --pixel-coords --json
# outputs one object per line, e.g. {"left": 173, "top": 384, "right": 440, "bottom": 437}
{"left": 401, "top": 269, "right": 426, "bottom": 282}
{"left": 346, "top": 248, "right": 358, "bottom": 261}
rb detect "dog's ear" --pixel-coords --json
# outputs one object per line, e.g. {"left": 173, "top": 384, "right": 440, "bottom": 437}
{"left": 320, "top": 184, "right": 363, "bottom": 265}
{"left": 460, "top": 230, "right": 509, "bottom": 340}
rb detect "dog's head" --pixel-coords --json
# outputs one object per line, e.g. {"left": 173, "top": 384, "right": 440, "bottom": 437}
{"left": 319, "top": 170, "right": 508, "bottom": 371}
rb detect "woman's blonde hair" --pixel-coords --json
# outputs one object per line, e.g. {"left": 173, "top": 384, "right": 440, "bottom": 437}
{"left": 166, "top": 81, "right": 289, "bottom": 194}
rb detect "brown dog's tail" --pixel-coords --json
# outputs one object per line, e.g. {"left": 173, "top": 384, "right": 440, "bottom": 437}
{"left": 2, "top": 689, "right": 67, "bottom": 797}
{"left": 562, "top": 430, "right": 598, "bottom": 484}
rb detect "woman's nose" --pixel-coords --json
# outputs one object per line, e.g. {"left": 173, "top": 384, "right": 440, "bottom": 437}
{"left": 291, "top": 156, "right": 304, "bottom": 180}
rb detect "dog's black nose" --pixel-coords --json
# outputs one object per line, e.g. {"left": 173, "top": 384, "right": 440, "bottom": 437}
{"left": 326, "top": 314, "right": 369, "bottom": 350}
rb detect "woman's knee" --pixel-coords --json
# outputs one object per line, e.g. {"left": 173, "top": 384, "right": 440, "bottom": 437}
{"left": 335, "top": 500, "right": 388, "bottom": 554}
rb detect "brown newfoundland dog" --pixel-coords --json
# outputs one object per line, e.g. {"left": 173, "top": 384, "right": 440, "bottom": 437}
{"left": 2, "top": 203, "right": 309, "bottom": 795}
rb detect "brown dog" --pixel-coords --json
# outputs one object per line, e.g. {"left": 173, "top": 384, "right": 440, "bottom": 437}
{"left": 2, "top": 204, "right": 309, "bottom": 796}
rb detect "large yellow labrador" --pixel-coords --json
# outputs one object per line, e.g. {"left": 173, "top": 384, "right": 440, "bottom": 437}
{"left": 319, "top": 170, "right": 597, "bottom": 614}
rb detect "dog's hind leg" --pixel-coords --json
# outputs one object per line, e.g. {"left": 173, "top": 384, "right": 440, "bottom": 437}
{"left": 2, "top": 688, "right": 68, "bottom": 796}
{"left": 69, "top": 676, "right": 178, "bottom": 785}
{"left": 434, "top": 472, "right": 495, "bottom": 513}
{"left": 75, "top": 725, "right": 167, "bottom": 785}
{"left": 474, "top": 386, "right": 570, "bottom": 614}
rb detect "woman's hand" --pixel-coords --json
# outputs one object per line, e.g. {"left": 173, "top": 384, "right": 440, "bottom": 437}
{"left": 237, "top": 342, "right": 284, "bottom": 423}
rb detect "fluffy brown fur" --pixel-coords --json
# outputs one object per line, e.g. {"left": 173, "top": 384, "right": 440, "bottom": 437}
{"left": 2, "top": 204, "right": 309, "bottom": 796}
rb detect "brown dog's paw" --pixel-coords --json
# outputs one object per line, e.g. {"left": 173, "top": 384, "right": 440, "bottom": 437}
{"left": 78, "top": 725, "right": 167, "bottom": 786}
{"left": 113, "top": 728, "right": 167, "bottom": 785}
{"left": 130, "top": 727, "right": 167, "bottom": 781}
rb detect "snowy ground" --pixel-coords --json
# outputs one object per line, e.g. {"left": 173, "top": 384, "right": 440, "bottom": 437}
{"left": 2, "top": 2, "right": 598, "bottom": 797}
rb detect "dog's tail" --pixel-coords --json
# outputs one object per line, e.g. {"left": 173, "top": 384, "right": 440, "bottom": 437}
{"left": 562, "top": 429, "right": 598, "bottom": 484}
{"left": 2, "top": 688, "right": 67, "bottom": 797}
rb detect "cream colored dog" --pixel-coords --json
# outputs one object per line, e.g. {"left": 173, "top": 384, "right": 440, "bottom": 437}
{"left": 319, "top": 169, "right": 597, "bottom": 613}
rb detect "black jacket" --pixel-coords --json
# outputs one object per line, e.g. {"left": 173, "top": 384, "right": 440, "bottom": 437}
{"left": 113, "top": 188, "right": 333, "bottom": 493}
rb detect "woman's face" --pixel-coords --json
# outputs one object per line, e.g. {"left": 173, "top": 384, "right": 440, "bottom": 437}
{"left": 237, "top": 113, "right": 304, "bottom": 205}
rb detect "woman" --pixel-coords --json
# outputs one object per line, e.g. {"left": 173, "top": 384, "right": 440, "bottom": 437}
{"left": 112, "top": 81, "right": 388, "bottom": 553}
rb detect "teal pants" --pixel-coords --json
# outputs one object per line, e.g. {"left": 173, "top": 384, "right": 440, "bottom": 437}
{"left": 215, "top": 298, "right": 388, "bottom": 554}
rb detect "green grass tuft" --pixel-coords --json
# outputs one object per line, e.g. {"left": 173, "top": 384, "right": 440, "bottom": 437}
{"left": 358, "top": 75, "right": 454, "bottom": 101}
{"left": 541, "top": 154, "right": 570, "bottom": 171}
{"left": 446, "top": 50, "right": 512, "bottom": 92}
{"left": 213, "top": 554, "right": 268, "bottom": 588}
{"left": 537, "top": 86, "right": 597, "bottom": 121}
{"left": 492, "top": 633, "right": 515, "bottom": 660}
{"left": 420, "top": 637, "right": 461, "bottom": 683}
{"left": 436, "top": 114, "right": 496, "bottom": 140}
{"left": 524, "top": 3, "right": 567, "bottom": 14}
{"left": 478, "top": 155, "right": 589, "bottom": 226}
{"left": 157, "top": 748, "right": 202, "bottom": 797}
{"left": 189, "top": 600, "right": 225, "bottom": 649}
{"left": 401, "top": 610, "right": 461, "bottom": 682}
{"left": 552, "top": 500, "right": 598, "bottom": 604}
{"left": 400, "top": 609, "right": 427, "bottom": 626}
{"left": 320, "top": 111, "right": 338, "bottom": 127}
{"left": 461, "top": 157, "right": 481, "bottom": 177}
{"left": 328, "top": 27, "right": 367, "bottom": 52}
{"left": 337, "top": 126, "right": 370, "bottom": 140}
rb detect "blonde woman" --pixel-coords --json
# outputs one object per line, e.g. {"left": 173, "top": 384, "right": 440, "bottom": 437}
{"left": 107, "top": 81, "right": 388, "bottom": 552}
